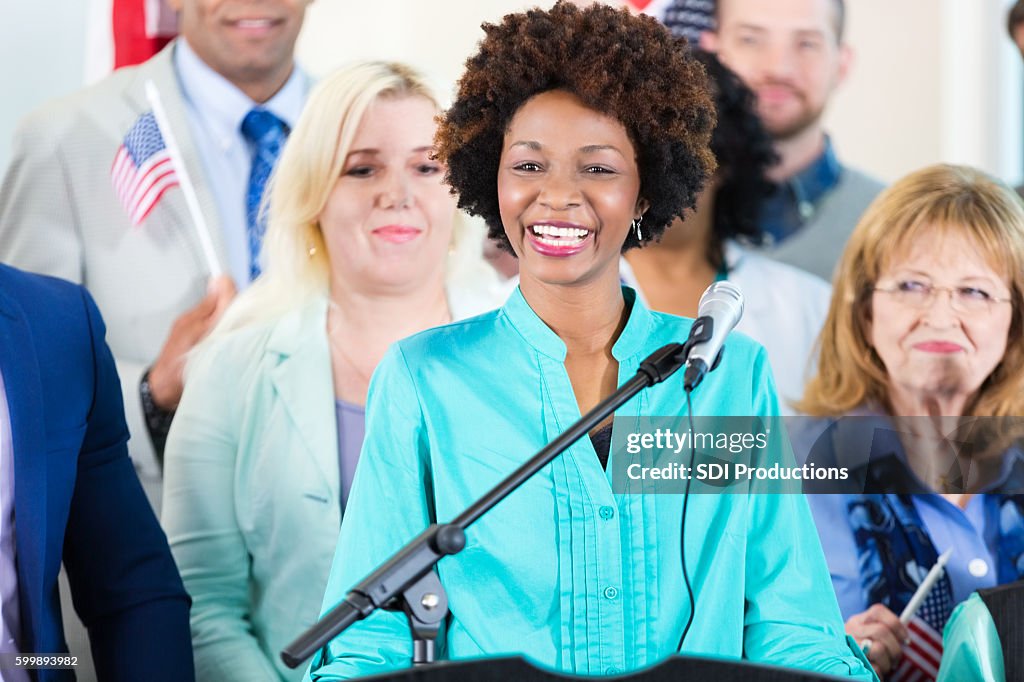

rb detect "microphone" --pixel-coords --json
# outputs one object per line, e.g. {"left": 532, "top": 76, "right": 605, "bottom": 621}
{"left": 682, "top": 281, "right": 744, "bottom": 392}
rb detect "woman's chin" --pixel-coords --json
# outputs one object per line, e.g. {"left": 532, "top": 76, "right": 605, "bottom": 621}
{"left": 518, "top": 256, "right": 621, "bottom": 291}
{"left": 338, "top": 261, "right": 444, "bottom": 295}
{"left": 892, "top": 380, "right": 979, "bottom": 415}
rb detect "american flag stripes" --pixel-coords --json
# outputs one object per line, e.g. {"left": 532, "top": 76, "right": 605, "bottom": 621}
{"left": 891, "top": 615, "right": 943, "bottom": 682}
{"left": 110, "top": 111, "right": 178, "bottom": 225}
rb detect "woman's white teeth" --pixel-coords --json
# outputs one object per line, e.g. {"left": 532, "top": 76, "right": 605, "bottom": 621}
{"left": 530, "top": 225, "right": 589, "bottom": 240}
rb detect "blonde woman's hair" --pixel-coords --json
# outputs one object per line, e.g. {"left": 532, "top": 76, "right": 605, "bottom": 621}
{"left": 208, "top": 60, "right": 464, "bottom": 340}
{"left": 797, "top": 164, "right": 1024, "bottom": 417}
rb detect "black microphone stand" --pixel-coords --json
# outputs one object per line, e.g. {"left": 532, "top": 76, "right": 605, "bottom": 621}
{"left": 281, "top": 333, "right": 710, "bottom": 670}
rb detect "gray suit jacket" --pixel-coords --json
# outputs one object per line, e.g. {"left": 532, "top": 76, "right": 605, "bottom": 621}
{"left": 0, "top": 41, "right": 227, "bottom": 479}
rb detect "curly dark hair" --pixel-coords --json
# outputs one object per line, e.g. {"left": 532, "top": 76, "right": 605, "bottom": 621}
{"left": 435, "top": 1, "right": 717, "bottom": 253}
{"left": 694, "top": 50, "right": 779, "bottom": 266}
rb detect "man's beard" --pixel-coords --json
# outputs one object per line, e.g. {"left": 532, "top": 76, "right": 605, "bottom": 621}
{"left": 757, "top": 94, "right": 826, "bottom": 142}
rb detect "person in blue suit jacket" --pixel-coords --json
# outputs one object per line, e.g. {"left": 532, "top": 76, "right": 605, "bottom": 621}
{"left": 0, "top": 262, "right": 193, "bottom": 682}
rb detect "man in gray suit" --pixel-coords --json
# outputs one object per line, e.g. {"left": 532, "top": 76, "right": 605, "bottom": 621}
{"left": 0, "top": 0, "right": 313, "bottom": 490}
{"left": 701, "top": 0, "right": 884, "bottom": 281}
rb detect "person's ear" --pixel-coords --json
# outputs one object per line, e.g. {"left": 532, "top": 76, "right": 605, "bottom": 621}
{"left": 835, "top": 44, "right": 854, "bottom": 88}
{"left": 699, "top": 30, "right": 719, "bottom": 52}
{"left": 635, "top": 197, "right": 651, "bottom": 218}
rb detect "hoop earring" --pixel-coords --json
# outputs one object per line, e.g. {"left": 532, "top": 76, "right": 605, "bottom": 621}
{"left": 631, "top": 215, "right": 643, "bottom": 241}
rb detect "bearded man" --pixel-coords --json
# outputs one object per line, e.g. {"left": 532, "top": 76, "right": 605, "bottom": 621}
{"left": 702, "top": 0, "right": 884, "bottom": 280}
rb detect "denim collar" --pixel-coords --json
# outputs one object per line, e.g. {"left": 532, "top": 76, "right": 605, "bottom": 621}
{"left": 759, "top": 135, "right": 842, "bottom": 244}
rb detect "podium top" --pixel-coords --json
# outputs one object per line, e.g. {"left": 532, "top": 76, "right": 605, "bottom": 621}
{"left": 351, "top": 655, "right": 858, "bottom": 682}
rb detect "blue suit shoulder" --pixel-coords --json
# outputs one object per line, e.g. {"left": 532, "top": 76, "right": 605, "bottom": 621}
{"left": 0, "top": 262, "right": 94, "bottom": 319}
{"left": 0, "top": 264, "right": 111, "bottom": 432}
{"left": 0, "top": 263, "right": 195, "bottom": 681}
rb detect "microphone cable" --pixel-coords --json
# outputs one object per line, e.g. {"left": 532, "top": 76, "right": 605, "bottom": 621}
{"left": 677, "top": 386, "right": 697, "bottom": 651}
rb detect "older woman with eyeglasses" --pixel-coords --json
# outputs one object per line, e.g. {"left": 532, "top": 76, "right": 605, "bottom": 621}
{"left": 794, "top": 164, "right": 1024, "bottom": 680}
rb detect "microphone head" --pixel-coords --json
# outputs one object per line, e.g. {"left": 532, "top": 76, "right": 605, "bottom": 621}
{"left": 697, "top": 281, "right": 744, "bottom": 328}
{"left": 683, "top": 282, "right": 745, "bottom": 391}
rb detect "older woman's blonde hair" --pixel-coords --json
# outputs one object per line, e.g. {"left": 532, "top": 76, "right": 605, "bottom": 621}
{"left": 209, "top": 61, "right": 488, "bottom": 340}
{"left": 798, "top": 164, "right": 1024, "bottom": 417}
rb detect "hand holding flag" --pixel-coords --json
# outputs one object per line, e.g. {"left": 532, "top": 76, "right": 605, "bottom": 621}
{"left": 890, "top": 549, "right": 954, "bottom": 682}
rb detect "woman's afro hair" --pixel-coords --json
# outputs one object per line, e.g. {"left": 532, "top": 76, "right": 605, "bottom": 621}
{"left": 694, "top": 50, "right": 779, "bottom": 261}
{"left": 435, "top": 1, "right": 717, "bottom": 253}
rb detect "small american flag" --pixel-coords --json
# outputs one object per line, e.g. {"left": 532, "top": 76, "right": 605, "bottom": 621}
{"left": 891, "top": 615, "right": 943, "bottom": 682}
{"left": 111, "top": 111, "right": 178, "bottom": 225}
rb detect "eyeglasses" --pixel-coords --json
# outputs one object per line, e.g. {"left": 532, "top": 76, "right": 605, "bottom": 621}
{"left": 873, "top": 280, "right": 1013, "bottom": 314}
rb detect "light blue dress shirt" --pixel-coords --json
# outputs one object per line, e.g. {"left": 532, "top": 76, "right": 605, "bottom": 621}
{"left": 809, "top": 489, "right": 1004, "bottom": 621}
{"left": 791, "top": 413, "right": 1015, "bottom": 621}
{"left": 172, "top": 38, "right": 306, "bottom": 288}
{"left": 308, "top": 287, "right": 874, "bottom": 681}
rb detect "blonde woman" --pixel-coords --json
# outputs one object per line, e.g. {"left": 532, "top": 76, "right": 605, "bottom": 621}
{"left": 795, "top": 164, "right": 1024, "bottom": 679}
{"left": 160, "top": 61, "right": 501, "bottom": 681}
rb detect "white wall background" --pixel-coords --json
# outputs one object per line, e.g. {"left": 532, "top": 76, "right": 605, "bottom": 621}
{"left": 2, "top": 0, "right": 1022, "bottom": 185}
{"left": 822, "top": 0, "right": 1023, "bottom": 183}
{"left": 0, "top": 2, "right": 90, "bottom": 173}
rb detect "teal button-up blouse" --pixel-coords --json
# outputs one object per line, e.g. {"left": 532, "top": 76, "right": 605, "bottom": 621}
{"left": 307, "top": 288, "right": 874, "bottom": 680}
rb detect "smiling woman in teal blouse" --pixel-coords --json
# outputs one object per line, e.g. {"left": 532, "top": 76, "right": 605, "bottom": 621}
{"left": 308, "top": 3, "right": 873, "bottom": 680}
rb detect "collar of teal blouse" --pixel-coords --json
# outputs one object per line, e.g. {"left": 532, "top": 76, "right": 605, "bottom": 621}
{"left": 501, "top": 285, "right": 653, "bottom": 364}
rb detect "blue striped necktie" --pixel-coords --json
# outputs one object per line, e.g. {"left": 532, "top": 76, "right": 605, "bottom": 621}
{"left": 241, "top": 108, "right": 289, "bottom": 280}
